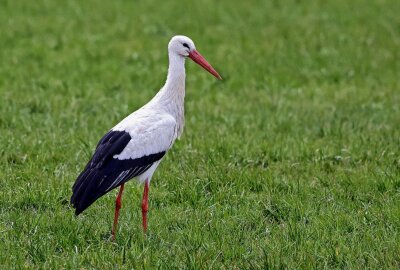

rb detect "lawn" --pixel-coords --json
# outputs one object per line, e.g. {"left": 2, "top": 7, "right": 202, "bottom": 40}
{"left": 0, "top": 0, "right": 399, "bottom": 268}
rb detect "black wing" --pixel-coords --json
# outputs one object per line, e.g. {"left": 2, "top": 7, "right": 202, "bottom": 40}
{"left": 70, "top": 130, "right": 165, "bottom": 215}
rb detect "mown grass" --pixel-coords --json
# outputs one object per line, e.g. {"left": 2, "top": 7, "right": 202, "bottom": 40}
{"left": 0, "top": 0, "right": 399, "bottom": 268}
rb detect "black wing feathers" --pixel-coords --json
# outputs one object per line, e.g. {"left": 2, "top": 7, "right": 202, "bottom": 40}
{"left": 70, "top": 130, "right": 166, "bottom": 215}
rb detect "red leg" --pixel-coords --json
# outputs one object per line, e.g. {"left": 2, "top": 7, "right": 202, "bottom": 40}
{"left": 111, "top": 184, "right": 125, "bottom": 241}
{"left": 141, "top": 179, "right": 149, "bottom": 233}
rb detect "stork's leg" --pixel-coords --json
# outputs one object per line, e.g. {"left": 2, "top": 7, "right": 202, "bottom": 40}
{"left": 141, "top": 179, "right": 149, "bottom": 233}
{"left": 111, "top": 184, "right": 125, "bottom": 241}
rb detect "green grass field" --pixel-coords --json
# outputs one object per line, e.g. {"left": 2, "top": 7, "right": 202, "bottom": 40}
{"left": 1, "top": 0, "right": 399, "bottom": 268}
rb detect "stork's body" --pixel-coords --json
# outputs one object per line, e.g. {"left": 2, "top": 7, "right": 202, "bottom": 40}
{"left": 70, "top": 35, "right": 221, "bottom": 240}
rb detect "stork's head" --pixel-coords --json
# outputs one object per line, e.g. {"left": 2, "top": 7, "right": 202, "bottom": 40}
{"left": 168, "top": 35, "right": 222, "bottom": 80}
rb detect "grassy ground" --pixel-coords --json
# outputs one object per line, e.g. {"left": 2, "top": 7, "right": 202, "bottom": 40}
{"left": 1, "top": 0, "right": 399, "bottom": 268}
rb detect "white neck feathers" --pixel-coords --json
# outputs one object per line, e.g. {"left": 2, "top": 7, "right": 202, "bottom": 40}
{"left": 166, "top": 53, "right": 186, "bottom": 88}
{"left": 149, "top": 52, "right": 187, "bottom": 137}
{"left": 153, "top": 52, "right": 186, "bottom": 107}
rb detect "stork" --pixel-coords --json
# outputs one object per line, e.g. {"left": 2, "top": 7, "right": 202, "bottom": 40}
{"left": 70, "top": 35, "right": 222, "bottom": 240}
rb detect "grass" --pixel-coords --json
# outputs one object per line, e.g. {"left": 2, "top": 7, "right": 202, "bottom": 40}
{"left": 0, "top": 0, "right": 399, "bottom": 268}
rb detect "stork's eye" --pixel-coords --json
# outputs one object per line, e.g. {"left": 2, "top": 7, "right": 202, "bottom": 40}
{"left": 182, "top": 43, "right": 190, "bottom": 49}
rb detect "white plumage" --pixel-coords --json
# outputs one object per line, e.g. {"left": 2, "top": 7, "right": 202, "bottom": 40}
{"left": 70, "top": 35, "right": 222, "bottom": 239}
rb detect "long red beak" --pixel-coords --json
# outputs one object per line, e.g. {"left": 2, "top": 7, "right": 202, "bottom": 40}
{"left": 188, "top": 50, "right": 222, "bottom": 80}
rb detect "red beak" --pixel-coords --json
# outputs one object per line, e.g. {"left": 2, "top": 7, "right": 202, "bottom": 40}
{"left": 188, "top": 50, "right": 222, "bottom": 80}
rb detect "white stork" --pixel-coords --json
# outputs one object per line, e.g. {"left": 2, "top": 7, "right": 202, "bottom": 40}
{"left": 70, "top": 35, "right": 222, "bottom": 240}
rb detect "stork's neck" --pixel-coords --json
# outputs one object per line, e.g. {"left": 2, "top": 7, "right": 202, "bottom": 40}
{"left": 149, "top": 52, "right": 186, "bottom": 136}
{"left": 166, "top": 53, "right": 186, "bottom": 89}
{"left": 154, "top": 53, "right": 186, "bottom": 110}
